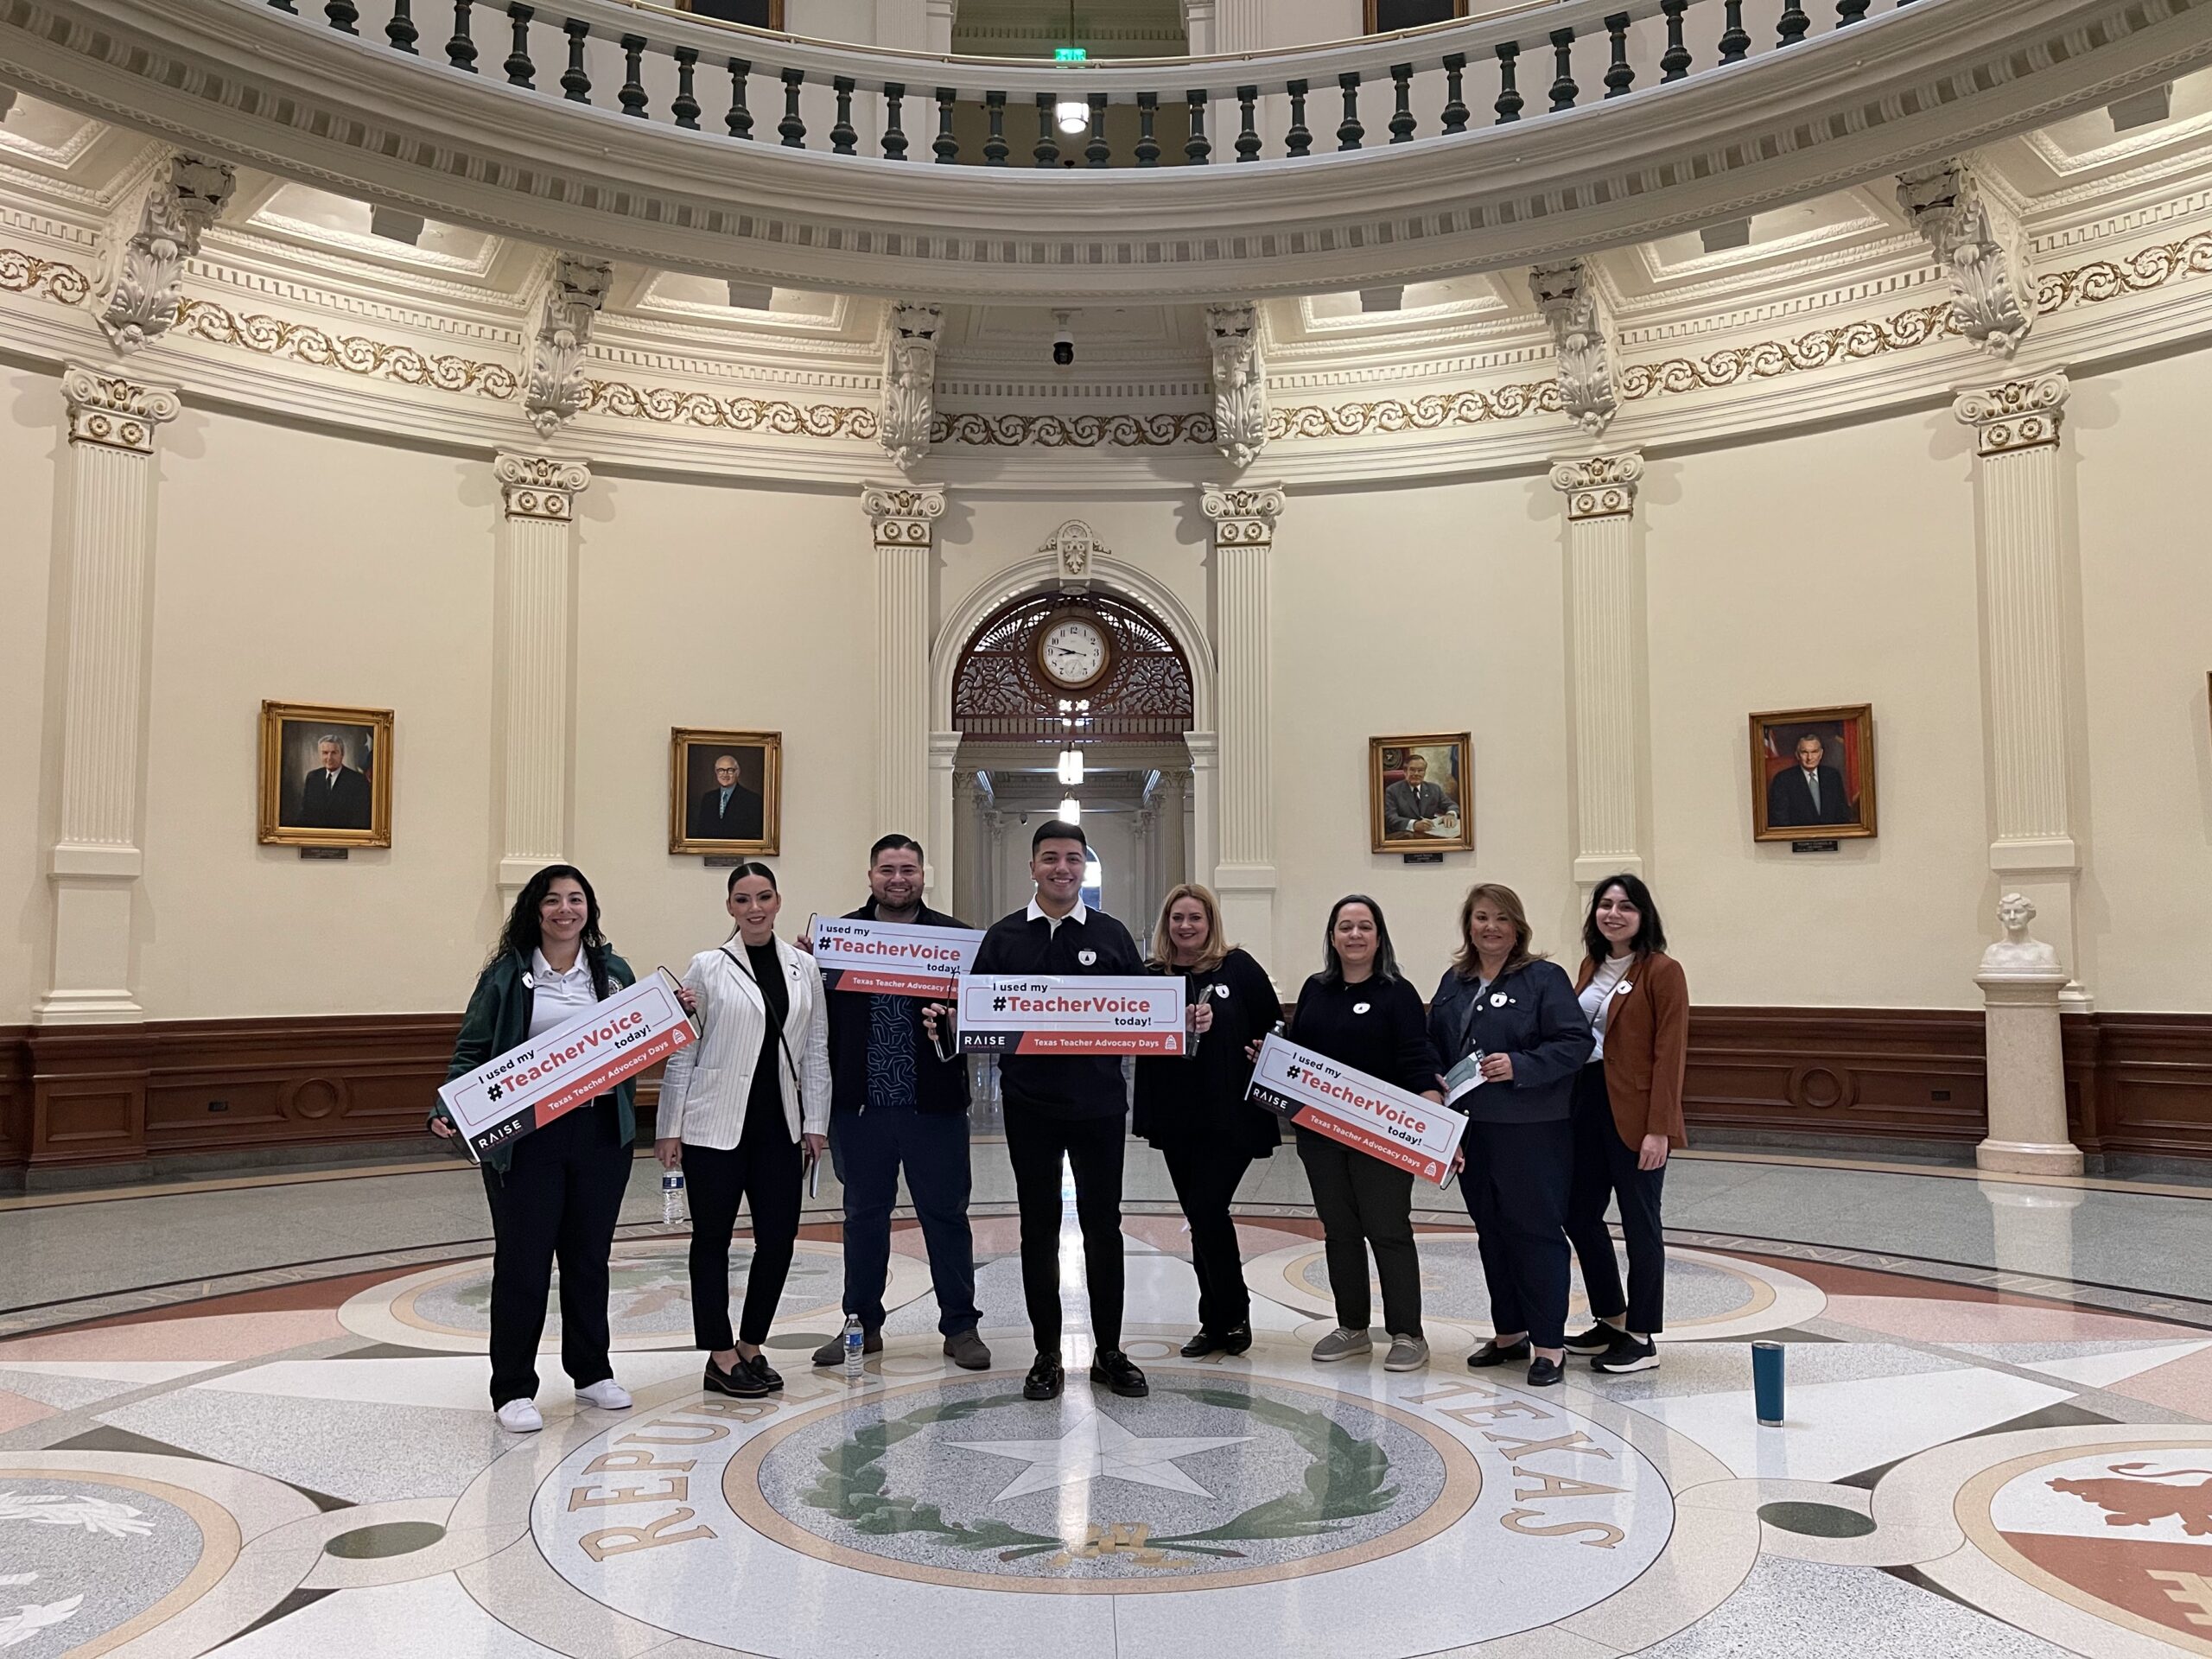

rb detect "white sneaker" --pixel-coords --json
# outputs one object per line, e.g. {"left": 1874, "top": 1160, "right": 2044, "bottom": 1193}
{"left": 576, "top": 1379, "right": 632, "bottom": 1411}
{"left": 495, "top": 1398, "right": 543, "bottom": 1433}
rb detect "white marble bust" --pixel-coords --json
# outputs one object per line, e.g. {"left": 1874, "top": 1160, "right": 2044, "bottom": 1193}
{"left": 1980, "top": 893, "right": 2063, "bottom": 976}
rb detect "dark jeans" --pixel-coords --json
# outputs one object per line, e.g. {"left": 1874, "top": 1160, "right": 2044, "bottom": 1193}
{"left": 1004, "top": 1107, "right": 1126, "bottom": 1356}
{"left": 831, "top": 1106, "right": 980, "bottom": 1336}
{"left": 1296, "top": 1128, "right": 1421, "bottom": 1338}
{"left": 480, "top": 1100, "right": 631, "bottom": 1408}
{"left": 1565, "top": 1061, "right": 1669, "bottom": 1334}
{"left": 1162, "top": 1140, "right": 1255, "bottom": 1334}
{"left": 683, "top": 1119, "right": 804, "bottom": 1351}
{"left": 1462, "top": 1116, "right": 1573, "bottom": 1351}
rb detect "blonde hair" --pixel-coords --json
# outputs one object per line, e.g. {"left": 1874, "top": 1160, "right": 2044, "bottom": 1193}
{"left": 1147, "top": 882, "right": 1232, "bottom": 975}
{"left": 1451, "top": 881, "right": 1546, "bottom": 981}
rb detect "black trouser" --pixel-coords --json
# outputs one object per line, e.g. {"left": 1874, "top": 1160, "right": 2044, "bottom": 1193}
{"left": 831, "top": 1106, "right": 980, "bottom": 1336}
{"left": 480, "top": 1100, "right": 632, "bottom": 1408}
{"left": 1297, "top": 1128, "right": 1421, "bottom": 1338}
{"left": 1462, "top": 1116, "right": 1573, "bottom": 1351}
{"left": 1004, "top": 1107, "right": 1126, "bottom": 1356}
{"left": 1161, "top": 1140, "right": 1255, "bottom": 1334}
{"left": 1565, "top": 1060, "right": 1668, "bottom": 1334}
{"left": 683, "top": 1107, "right": 804, "bottom": 1351}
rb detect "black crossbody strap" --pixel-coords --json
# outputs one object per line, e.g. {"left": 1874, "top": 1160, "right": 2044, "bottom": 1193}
{"left": 721, "top": 944, "right": 804, "bottom": 1092}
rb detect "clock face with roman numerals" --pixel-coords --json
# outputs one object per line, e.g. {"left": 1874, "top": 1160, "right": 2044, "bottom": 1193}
{"left": 1037, "top": 615, "right": 1110, "bottom": 690}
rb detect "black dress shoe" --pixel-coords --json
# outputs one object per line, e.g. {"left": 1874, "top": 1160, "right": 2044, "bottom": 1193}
{"left": 1527, "top": 1355, "right": 1565, "bottom": 1388}
{"left": 1220, "top": 1322, "right": 1253, "bottom": 1356}
{"left": 1467, "top": 1338, "right": 1533, "bottom": 1370}
{"left": 1023, "top": 1351, "right": 1065, "bottom": 1401}
{"left": 1564, "top": 1322, "right": 1623, "bottom": 1357}
{"left": 1091, "top": 1351, "right": 1148, "bottom": 1397}
{"left": 746, "top": 1354, "right": 785, "bottom": 1393}
{"left": 705, "top": 1356, "right": 772, "bottom": 1399}
{"left": 1179, "top": 1330, "right": 1226, "bottom": 1358}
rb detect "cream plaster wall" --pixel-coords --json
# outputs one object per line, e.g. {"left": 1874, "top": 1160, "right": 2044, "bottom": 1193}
{"left": 0, "top": 366, "right": 60, "bottom": 1026}
{"left": 137, "top": 407, "right": 500, "bottom": 1019}
{"left": 1645, "top": 409, "right": 1991, "bottom": 1009}
{"left": 2074, "top": 346, "right": 2212, "bottom": 1013}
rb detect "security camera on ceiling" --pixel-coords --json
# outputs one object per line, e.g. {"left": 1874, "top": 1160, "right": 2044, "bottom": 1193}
{"left": 1052, "top": 310, "right": 1075, "bottom": 368}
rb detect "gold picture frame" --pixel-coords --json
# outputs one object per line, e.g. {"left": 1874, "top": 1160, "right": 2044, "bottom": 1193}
{"left": 670, "top": 728, "right": 782, "bottom": 855}
{"left": 1370, "top": 733, "right": 1473, "bottom": 854}
{"left": 258, "top": 701, "right": 395, "bottom": 848}
{"left": 1750, "top": 703, "right": 1878, "bottom": 842}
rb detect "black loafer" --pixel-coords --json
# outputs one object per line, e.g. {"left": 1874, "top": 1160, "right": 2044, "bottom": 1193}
{"left": 1179, "top": 1330, "right": 1225, "bottom": 1357}
{"left": 746, "top": 1354, "right": 785, "bottom": 1394}
{"left": 705, "top": 1357, "right": 771, "bottom": 1399}
{"left": 1219, "top": 1322, "right": 1253, "bottom": 1356}
{"left": 1468, "top": 1338, "right": 1533, "bottom": 1370}
{"left": 1023, "top": 1351, "right": 1065, "bottom": 1401}
{"left": 1090, "top": 1351, "right": 1149, "bottom": 1397}
{"left": 1527, "top": 1356, "right": 1565, "bottom": 1388}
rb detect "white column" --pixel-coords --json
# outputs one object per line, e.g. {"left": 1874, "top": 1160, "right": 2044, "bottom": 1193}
{"left": 1160, "top": 768, "right": 1192, "bottom": 893}
{"left": 950, "top": 771, "right": 979, "bottom": 925}
{"left": 1129, "top": 807, "right": 1155, "bottom": 950}
{"left": 926, "top": 731, "right": 960, "bottom": 906}
{"left": 1184, "top": 733, "right": 1222, "bottom": 928}
{"left": 1551, "top": 454, "right": 1649, "bottom": 887}
{"left": 862, "top": 483, "right": 944, "bottom": 852}
{"left": 1954, "top": 372, "right": 2088, "bottom": 1007}
{"left": 35, "top": 366, "right": 180, "bottom": 1024}
{"left": 493, "top": 454, "right": 589, "bottom": 896}
{"left": 1199, "top": 481, "right": 1282, "bottom": 969}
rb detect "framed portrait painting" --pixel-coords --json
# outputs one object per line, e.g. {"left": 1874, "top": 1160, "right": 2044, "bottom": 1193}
{"left": 671, "top": 729, "right": 781, "bottom": 855}
{"left": 1750, "top": 704, "right": 1877, "bottom": 842}
{"left": 258, "top": 701, "right": 394, "bottom": 848}
{"left": 1370, "top": 733, "right": 1473, "bottom": 854}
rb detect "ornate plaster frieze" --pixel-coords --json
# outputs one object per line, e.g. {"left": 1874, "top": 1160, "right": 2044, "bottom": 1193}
{"left": 495, "top": 452, "right": 590, "bottom": 520}
{"left": 1898, "top": 157, "right": 2038, "bottom": 359}
{"left": 1550, "top": 454, "right": 1645, "bottom": 522}
{"left": 1039, "top": 518, "right": 1107, "bottom": 590}
{"left": 1268, "top": 382, "right": 1557, "bottom": 439}
{"left": 170, "top": 296, "right": 520, "bottom": 397}
{"left": 1205, "top": 302, "right": 1267, "bottom": 471}
{"left": 93, "top": 151, "right": 232, "bottom": 354}
{"left": 881, "top": 301, "right": 943, "bottom": 473}
{"left": 522, "top": 254, "right": 610, "bottom": 438}
{"left": 1199, "top": 483, "right": 1285, "bottom": 547}
{"left": 1955, "top": 371, "right": 2069, "bottom": 456}
{"left": 1528, "top": 261, "right": 1619, "bottom": 436}
{"left": 2036, "top": 229, "right": 2212, "bottom": 310}
{"left": 579, "top": 379, "right": 876, "bottom": 437}
{"left": 60, "top": 361, "right": 178, "bottom": 450}
{"left": 932, "top": 410, "right": 1216, "bottom": 448}
{"left": 861, "top": 481, "right": 946, "bottom": 548}
{"left": 1618, "top": 302, "right": 1961, "bottom": 400}
{"left": 0, "top": 245, "right": 89, "bottom": 302}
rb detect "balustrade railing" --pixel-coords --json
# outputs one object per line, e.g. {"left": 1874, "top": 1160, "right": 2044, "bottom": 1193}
{"left": 257, "top": 0, "right": 1933, "bottom": 168}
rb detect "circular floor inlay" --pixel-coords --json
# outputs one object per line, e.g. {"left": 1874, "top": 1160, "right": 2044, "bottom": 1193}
{"left": 323, "top": 1520, "right": 448, "bottom": 1559}
{"left": 1758, "top": 1501, "right": 1878, "bottom": 1539}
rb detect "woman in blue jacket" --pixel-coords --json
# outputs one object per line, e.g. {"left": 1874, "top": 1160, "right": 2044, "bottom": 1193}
{"left": 1428, "top": 883, "right": 1595, "bottom": 1388}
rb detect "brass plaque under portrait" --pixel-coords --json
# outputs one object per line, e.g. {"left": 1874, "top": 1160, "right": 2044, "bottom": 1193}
{"left": 258, "top": 701, "right": 395, "bottom": 848}
{"left": 1750, "top": 703, "right": 1877, "bottom": 842}
{"left": 671, "top": 728, "right": 782, "bottom": 855}
{"left": 1370, "top": 733, "right": 1473, "bottom": 854}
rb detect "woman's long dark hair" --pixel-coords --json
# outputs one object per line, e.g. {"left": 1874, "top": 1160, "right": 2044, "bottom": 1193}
{"left": 1581, "top": 872, "right": 1667, "bottom": 963}
{"left": 1320, "top": 893, "right": 1400, "bottom": 986}
{"left": 493, "top": 864, "right": 613, "bottom": 999}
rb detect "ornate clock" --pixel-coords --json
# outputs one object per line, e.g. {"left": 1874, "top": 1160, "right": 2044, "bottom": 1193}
{"left": 1034, "top": 610, "right": 1113, "bottom": 692}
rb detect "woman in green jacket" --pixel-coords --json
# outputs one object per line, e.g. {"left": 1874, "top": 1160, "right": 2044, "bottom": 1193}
{"left": 433, "top": 865, "right": 683, "bottom": 1432}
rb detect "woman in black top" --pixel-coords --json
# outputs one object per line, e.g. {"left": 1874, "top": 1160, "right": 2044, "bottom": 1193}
{"left": 1274, "top": 895, "right": 1442, "bottom": 1373}
{"left": 1134, "top": 883, "right": 1283, "bottom": 1358}
{"left": 1427, "top": 883, "right": 1595, "bottom": 1389}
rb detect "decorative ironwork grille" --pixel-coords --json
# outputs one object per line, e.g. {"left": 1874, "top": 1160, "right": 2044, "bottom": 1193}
{"left": 952, "top": 590, "right": 1195, "bottom": 743}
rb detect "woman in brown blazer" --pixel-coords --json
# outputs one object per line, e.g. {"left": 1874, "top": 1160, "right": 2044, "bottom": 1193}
{"left": 1561, "top": 873, "right": 1688, "bottom": 1374}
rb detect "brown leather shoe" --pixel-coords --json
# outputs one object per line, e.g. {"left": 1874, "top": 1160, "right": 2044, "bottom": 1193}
{"left": 810, "top": 1327, "right": 882, "bottom": 1368}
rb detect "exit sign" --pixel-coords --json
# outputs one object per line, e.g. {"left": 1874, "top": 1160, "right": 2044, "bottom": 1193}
{"left": 1055, "top": 47, "right": 1087, "bottom": 60}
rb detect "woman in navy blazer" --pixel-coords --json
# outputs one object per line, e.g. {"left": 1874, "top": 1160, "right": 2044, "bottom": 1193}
{"left": 1428, "top": 883, "right": 1595, "bottom": 1388}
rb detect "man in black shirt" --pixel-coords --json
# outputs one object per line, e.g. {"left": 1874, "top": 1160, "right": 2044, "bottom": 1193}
{"left": 934, "top": 820, "right": 1147, "bottom": 1402}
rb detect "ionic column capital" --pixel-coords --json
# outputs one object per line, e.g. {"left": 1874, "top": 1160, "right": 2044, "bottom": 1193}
{"left": 1954, "top": 371, "right": 2069, "bottom": 457}
{"left": 1549, "top": 452, "right": 1644, "bottom": 521}
{"left": 495, "top": 452, "right": 592, "bottom": 521}
{"left": 862, "top": 480, "right": 947, "bottom": 546}
{"left": 1200, "top": 482, "right": 1284, "bottom": 546}
{"left": 61, "top": 364, "right": 179, "bottom": 453}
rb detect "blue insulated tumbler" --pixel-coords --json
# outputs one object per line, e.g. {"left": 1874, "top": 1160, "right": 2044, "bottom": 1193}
{"left": 1752, "top": 1340, "right": 1785, "bottom": 1426}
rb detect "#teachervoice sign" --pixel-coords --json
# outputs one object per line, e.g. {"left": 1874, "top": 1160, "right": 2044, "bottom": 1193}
{"left": 955, "top": 975, "right": 1189, "bottom": 1056}
{"left": 437, "top": 969, "right": 699, "bottom": 1162}
{"left": 808, "top": 915, "right": 986, "bottom": 1000}
{"left": 1244, "top": 1032, "right": 1467, "bottom": 1185}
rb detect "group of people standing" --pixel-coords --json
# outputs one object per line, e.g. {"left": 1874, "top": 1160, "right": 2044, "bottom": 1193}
{"left": 433, "top": 818, "right": 1688, "bottom": 1429}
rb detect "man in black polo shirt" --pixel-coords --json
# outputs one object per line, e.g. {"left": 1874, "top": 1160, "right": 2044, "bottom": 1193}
{"left": 935, "top": 820, "right": 1147, "bottom": 1402}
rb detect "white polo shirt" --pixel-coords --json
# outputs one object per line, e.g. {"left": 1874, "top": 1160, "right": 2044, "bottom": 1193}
{"left": 1026, "top": 897, "right": 1089, "bottom": 935}
{"left": 527, "top": 948, "right": 600, "bottom": 1037}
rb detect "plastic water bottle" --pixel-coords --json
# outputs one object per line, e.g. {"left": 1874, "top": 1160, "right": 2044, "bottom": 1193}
{"left": 842, "top": 1313, "right": 865, "bottom": 1381}
{"left": 661, "top": 1170, "right": 687, "bottom": 1225}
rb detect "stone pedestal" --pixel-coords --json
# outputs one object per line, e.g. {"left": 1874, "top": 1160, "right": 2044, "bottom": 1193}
{"left": 1974, "top": 894, "right": 2082, "bottom": 1175}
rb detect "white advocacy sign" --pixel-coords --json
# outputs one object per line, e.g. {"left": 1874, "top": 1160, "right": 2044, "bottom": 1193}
{"left": 955, "top": 975, "right": 1187, "bottom": 1056}
{"left": 809, "top": 915, "right": 984, "bottom": 1000}
{"left": 1246, "top": 1032, "right": 1465, "bottom": 1185}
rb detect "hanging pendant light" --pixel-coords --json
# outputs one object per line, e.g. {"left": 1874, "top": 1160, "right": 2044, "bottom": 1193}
{"left": 1055, "top": 0, "right": 1088, "bottom": 133}
{"left": 1059, "top": 796, "right": 1082, "bottom": 823}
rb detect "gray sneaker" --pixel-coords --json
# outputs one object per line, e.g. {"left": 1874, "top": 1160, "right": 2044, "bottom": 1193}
{"left": 1311, "top": 1326, "right": 1374, "bottom": 1363}
{"left": 1383, "top": 1334, "right": 1430, "bottom": 1373}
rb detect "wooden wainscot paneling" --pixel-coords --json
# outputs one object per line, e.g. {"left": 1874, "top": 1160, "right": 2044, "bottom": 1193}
{"left": 1683, "top": 1007, "right": 1991, "bottom": 1145}
{"left": 2066, "top": 1013, "right": 2212, "bottom": 1162}
{"left": 28, "top": 1025, "right": 153, "bottom": 1168}
{"left": 0, "top": 1027, "right": 31, "bottom": 1169}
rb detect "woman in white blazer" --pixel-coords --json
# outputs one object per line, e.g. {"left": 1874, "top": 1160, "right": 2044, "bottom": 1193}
{"left": 656, "top": 861, "right": 831, "bottom": 1401}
